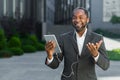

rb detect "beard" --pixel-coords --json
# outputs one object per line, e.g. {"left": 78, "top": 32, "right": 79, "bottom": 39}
{"left": 72, "top": 23, "right": 87, "bottom": 32}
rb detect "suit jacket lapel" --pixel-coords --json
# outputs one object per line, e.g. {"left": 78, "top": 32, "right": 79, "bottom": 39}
{"left": 81, "top": 30, "right": 93, "bottom": 56}
{"left": 69, "top": 31, "right": 79, "bottom": 54}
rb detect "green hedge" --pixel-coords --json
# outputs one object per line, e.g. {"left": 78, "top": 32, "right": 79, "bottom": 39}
{"left": 0, "top": 40, "right": 7, "bottom": 50}
{"left": 0, "top": 29, "right": 7, "bottom": 50}
{"left": 94, "top": 29, "right": 120, "bottom": 38}
{"left": 9, "top": 47, "right": 24, "bottom": 56}
{"left": 22, "top": 45, "right": 37, "bottom": 53}
{"left": 8, "top": 36, "right": 22, "bottom": 48}
{"left": 21, "top": 34, "right": 45, "bottom": 52}
{"left": 0, "top": 30, "right": 46, "bottom": 58}
{"left": 37, "top": 43, "right": 45, "bottom": 51}
{"left": 110, "top": 15, "right": 120, "bottom": 24}
{"left": 107, "top": 49, "right": 120, "bottom": 60}
{"left": 0, "top": 50, "right": 13, "bottom": 58}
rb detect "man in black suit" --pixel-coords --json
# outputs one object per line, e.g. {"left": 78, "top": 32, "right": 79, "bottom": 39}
{"left": 45, "top": 7, "right": 110, "bottom": 80}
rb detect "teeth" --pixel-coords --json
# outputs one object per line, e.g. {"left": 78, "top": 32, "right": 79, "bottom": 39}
{"left": 76, "top": 24, "right": 82, "bottom": 27}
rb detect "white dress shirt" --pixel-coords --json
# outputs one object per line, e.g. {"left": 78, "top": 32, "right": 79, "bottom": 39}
{"left": 76, "top": 28, "right": 87, "bottom": 56}
{"left": 47, "top": 28, "right": 99, "bottom": 64}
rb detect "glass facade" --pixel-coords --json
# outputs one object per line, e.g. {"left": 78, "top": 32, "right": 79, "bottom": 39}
{"left": 2, "top": 0, "right": 25, "bottom": 19}
{"left": 45, "top": 0, "right": 55, "bottom": 25}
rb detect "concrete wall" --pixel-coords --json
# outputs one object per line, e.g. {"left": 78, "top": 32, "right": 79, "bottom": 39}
{"left": 90, "top": 0, "right": 120, "bottom": 34}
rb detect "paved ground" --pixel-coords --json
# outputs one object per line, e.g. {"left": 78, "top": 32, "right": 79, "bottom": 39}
{"left": 0, "top": 52, "right": 120, "bottom": 80}
{"left": 0, "top": 37, "right": 119, "bottom": 80}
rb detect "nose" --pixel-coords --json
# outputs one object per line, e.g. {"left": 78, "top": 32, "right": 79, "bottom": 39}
{"left": 76, "top": 18, "right": 80, "bottom": 22}
{"left": 75, "top": 17, "right": 81, "bottom": 23}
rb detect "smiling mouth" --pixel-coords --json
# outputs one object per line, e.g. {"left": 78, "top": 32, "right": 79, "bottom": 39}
{"left": 75, "top": 23, "right": 82, "bottom": 28}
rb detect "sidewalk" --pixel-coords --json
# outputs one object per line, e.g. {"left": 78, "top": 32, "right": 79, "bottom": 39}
{"left": 0, "top": 52, "right": 120, "bottom": 80}
{"left": 103, "top": 37, "right": 120, "bottom": 50}
{"left": 0, "top": 37, "right": 119, "bottom": 80}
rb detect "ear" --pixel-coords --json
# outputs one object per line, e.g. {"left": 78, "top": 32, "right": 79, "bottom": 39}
{"left": 87, "top": 18, "right": 89, "bottom": 23}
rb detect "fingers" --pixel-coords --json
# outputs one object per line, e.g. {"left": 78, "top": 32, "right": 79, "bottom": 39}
{"left": 95, "top": 40, "right": 103, "bottom": 50}
{"left": 86, "top": 42, "right": 99, "bottom": 57}
{"left": 86, "top": 39, "right": 103, "bottom": 53}
{"left": 86, "top": 42, "right": 97, "bottom": 51}
{"left": 95, "top": 42, "right": 99, "bottom": 50}
{"left": 98, "top": 40, "right": 103, "bottom": 45}
{"left": 45, "top": 40, "right": 56, "bottom": 51}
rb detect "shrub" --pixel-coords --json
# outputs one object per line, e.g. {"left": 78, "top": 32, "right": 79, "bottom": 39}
{"left": 112, "top": 49, "right": 120, "bottom": 53}
{"left": 0, "top": 40, "right": 7, "bottom": 50}
{"left": 28, "top": 34, "right": 38, "bottom": 47}
{"left": 22, "top": 45, "right": 37, "bottom": 53}
{"left": 110, "top": 15, "right": 120, "bottom": 24}
{"left": 0, "top": 29, "right": 7, "bottom": 50}
{"left": 8, "top": 36, "right": 21, "bottom": 48}
{"left": 29, "top": 34, "right": 38, "bottom": 44}
{"left": 21, "top": 34, "right": 37, "bottom": 45}
{"left": 21, "top": 38, "right": 33, "bottom": 46}
{"left": 94, "top": 29, "right": 120, "bottom": 38}
{"left": 37, "top": 43, "right": 45, "bottom": 51}
{"left": 0, "top": 50, "right": 13, "bottom": 58}
{"left": 0, "top": 29, "right": 6, "bottom": 40}
{"left": 107, "top": 49, "right": 120, "bottom": 60}
{"left": 21, "top": 34, "right": 40, "bottom": 51}
{"left": 9, "top": 47, "right": 24, "bottom": 56}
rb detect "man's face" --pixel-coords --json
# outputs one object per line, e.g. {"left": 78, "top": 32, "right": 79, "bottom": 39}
{"left": 72, "top": 9, "right": 89, "bottom": 32}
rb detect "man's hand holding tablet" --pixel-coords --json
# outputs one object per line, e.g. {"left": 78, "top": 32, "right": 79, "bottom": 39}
{"left": 44, "top": 35, "right": 62, "bottom": 60}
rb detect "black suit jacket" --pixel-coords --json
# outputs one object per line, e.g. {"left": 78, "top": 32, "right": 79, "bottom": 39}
{"left": 45, "top": 30, "right": 110, "bottom": 80}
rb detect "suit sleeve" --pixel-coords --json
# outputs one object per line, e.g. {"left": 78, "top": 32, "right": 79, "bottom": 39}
{"left": 96, "top": 36, "right": 110, "bottom": 70}
{"left": 45, "top": 35, "right": 64, "bottom": 69}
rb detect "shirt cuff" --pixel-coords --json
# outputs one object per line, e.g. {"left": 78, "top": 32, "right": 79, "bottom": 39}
{"left": 47, "top": 57, "right": 54, "bottom": 64}
{"left": 93, "top": 53, "right": 100, "bottom": 62}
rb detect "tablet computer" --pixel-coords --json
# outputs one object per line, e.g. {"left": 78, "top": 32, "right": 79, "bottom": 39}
{"left": 44, "top": 34, "right": 62, "bottom": 53}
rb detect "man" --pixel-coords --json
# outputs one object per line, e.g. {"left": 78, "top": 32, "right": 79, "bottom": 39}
{"left": 45, "top": 7, "right": 110, "bottom": 80}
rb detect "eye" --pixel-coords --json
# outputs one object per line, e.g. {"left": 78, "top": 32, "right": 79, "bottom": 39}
{"left": 79, "top": 17, "right": 84, "bottom": 19}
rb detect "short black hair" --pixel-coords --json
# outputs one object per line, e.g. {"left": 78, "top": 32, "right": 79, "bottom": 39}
{"left": 73, "top": 7, "right": 89, "bottom": 18}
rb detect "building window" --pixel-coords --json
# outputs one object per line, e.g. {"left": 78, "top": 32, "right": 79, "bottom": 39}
{"left": 13, "top": 0, "right": 16, "bottom": 18}
{"left": 3, "top": 0, "right": 7, "bottom": 15}
{"left": 20, "top": 0, "right": 24, "bottom": 18}
{"left": 13, "top": 0, "right": 20, "bottom": 19}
